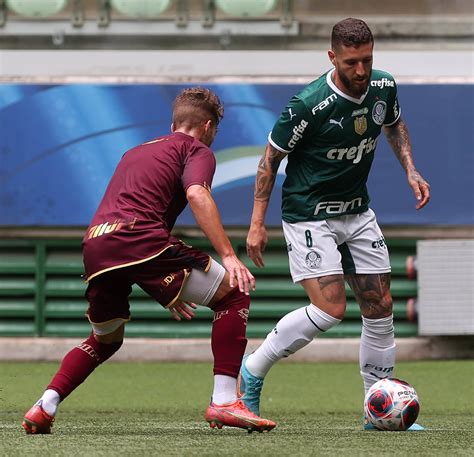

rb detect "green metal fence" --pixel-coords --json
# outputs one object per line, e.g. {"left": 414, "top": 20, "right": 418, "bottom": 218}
{"left": 0, "top": 237, "right": 418, "bottom": 338}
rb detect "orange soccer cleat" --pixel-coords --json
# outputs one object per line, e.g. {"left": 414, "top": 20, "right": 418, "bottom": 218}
{"left": 22, "top": 403, "right": 55, "bottom": 434}
{"left": 205, "top": 399, "right": 276, "bottom": 433}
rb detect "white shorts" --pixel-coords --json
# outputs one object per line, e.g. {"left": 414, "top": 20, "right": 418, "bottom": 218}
{"left": 282, "top": 209, "right": 391, "bottom": 283}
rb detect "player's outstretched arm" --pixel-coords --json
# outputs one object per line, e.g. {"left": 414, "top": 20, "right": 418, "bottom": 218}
{"left": 186, "top": 184, "right": 255, "bottom": 294}
{"left": 247, "top": 143, "right": 286, "bottom": 267}
{"left": 383, "top": 118, "right": 431, "bottom": 210}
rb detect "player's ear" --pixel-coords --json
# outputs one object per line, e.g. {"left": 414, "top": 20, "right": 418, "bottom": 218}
{"left": 328, "top": 50, "right": 336, "bottom": 65}
{"left": 204, "top": 119, "right": 213, "bottom": 133}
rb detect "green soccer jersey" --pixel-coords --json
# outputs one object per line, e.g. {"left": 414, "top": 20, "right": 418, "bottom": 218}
{"left": 270, "top": 68, "right": 400, "bottom": 222}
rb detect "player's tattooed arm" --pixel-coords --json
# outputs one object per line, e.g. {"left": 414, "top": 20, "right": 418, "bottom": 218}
{"left": 247, "top": 143, "right": 286, "bottom": 268}
{"left": 383, "top": 118, "right": 415, "bottom": 172}
{"left": 345, "top": 273, "right": 392, "bottom": 319}
{"left": 383, "top": 118, "right": 431, "bottom": 209}
{"left": 254, "top": 143, "right": 286, "bottom": 201}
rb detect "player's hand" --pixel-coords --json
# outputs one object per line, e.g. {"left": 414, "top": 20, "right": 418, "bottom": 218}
{"left": 222, "top": 254, "right": 256, "bottom": 295}
{"left": 407, "top": 170, "right": 431, "bottom": 210}
{"left": 168, "top": 300, "right": 197, "bottom": 321}
{"left": 246, "top": 223, "right": 267, "bottom": 268}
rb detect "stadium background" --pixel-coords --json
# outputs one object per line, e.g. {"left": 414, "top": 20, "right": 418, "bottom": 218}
{"left": 0, "top": 0, "right": 472, "bottom": 356}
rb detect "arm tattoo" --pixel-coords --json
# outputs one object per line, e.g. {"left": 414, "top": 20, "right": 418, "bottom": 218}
{"left": 383, "top": 118, "right": 416, "bottom": 173}
{"left": 346, "top": 273, "right": 392, "bottom": 318}
{"left": 384, "top": 118, "right": 428, "bottom": 189}
{"left": 254, "top": 144, "right": 285, "bottom": 201}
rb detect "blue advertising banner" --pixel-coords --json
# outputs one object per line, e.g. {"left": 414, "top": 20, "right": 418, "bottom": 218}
{"left": 0, "top": 83, "right": 472, "bottom": 226}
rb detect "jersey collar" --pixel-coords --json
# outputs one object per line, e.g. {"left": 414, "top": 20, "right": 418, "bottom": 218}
{"left": 326, "top": 69, "right": 368, "bottom": 105}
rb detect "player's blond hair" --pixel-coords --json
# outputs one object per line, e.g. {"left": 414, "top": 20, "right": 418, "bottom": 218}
{"left": 172, "top": 87, "right": 224, "bottom": 130}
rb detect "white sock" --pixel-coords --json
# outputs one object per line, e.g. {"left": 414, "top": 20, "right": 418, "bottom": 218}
{"left": 212, "top": 375, "right": 237, "bottom": 405}
{"left": 36, "top": 389, "right": 61, "bottom": 417}
{"left": 246, "top": 304, "right": 341, "bottom": 378}
{"left": 360, "top": 314, "right": 396, "bottom": 394}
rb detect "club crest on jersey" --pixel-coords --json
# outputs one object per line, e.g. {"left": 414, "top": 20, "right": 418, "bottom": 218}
{"left": 354, "top": 116, "right": 367, "bottom": 135}
{"left": 305, "top": 250, "right": 322, "bottom": 268}
{"left": 372, "top": 101, "right": 387, "bottom": 125}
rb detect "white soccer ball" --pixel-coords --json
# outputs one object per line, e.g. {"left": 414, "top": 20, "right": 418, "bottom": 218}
{"left": 364, "top": 378, "right": 420, "bottom": 431}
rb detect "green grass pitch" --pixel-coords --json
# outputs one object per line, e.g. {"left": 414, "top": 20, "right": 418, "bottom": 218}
{"left": 1, "top": 360, "right": 473, "bottom": 456}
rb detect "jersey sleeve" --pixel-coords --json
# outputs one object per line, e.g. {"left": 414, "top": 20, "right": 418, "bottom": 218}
{"left": 182, "top": 144, "right": 216, "bottom": 192}
{"left": 383, "top": 78, "right": 401, "bottom": 126}
{"left": 269, "top": 96, "right": 312, "bottom": 153}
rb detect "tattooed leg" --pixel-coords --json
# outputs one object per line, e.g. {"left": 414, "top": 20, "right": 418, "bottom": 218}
{"left": 346, "top": 273, "right": 392, "bottom": 318}
{"left": 301, "top": 274, "right": 347, "bottom": 320}
{"left": 346, "top": 273, "right": 396, "bottom": 393}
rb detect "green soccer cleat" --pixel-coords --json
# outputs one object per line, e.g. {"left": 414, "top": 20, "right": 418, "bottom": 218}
{"left": 237, "top": 355, "right": 264, "bottom": 416}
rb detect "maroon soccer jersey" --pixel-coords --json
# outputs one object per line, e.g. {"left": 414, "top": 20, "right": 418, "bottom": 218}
{"left": 83, "top": 132, "right": 216, "bottom": 280}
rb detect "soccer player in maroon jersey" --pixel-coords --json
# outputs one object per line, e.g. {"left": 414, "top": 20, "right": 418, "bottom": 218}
{"left": 22, "top": 87, "right": 276, "bottom": 434}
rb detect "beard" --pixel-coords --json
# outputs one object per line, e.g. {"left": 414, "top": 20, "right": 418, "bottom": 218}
{"left": 337, "top": 68, "right": 371, "bottom": 97}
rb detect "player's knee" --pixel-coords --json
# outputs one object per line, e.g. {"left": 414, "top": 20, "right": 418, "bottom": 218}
{"left": 98, "top": 339, "right": 123, "bottom": 363}
{"left": 211, "top": 286, "right": 250, "bottom": 313}
{"left": 360, "top": 298, "right": 393, "bottom": 319}
{"left": 310, "top": 302, "right": 346, "bottom": 321}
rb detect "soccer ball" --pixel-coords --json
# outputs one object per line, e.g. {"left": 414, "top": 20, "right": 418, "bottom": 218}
{"left": 364, "top": 378, "right": 420, "bottom": 431}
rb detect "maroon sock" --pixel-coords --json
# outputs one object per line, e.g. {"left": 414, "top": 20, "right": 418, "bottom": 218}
{"left": 47, "top": 333, "right": 122, "bottom": 400}
{"left": 211, "top": 287, "right": 250, "bottom": 377}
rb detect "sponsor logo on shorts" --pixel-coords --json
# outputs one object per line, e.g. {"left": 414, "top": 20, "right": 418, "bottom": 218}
{"left": 288, "top": 119, "right": 309, "bottom": 149}
{"left": 87, "top": 218, "right": 137, "bottom": 240}
{"left": 326, "top": 137, "right": 377, "bottom": 164}
{"left": 305, "top": 250, "right": 322, "bottom": 268}
{"left": 311, "top": 93, "right": 337, "bottom": 114}
{"left": 314, "top": 197, "right": 363, "bottom": 216}
{"left": 371, "top": 237, "right": 387, "bottom": 249}
{"left": 372, "top": 100, "right": 387, "bottom": 125}
{"left": 161, "top": 273, "right": 176, "bottom": 287}
{"left": 370, "top": 78, "right": 394, "bottom": 89}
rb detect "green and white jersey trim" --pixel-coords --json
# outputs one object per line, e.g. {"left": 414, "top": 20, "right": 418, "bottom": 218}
{"left": 269, "top": 68, "right": 401, "bottom": 222}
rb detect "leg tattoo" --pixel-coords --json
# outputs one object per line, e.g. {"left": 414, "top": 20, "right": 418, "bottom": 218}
{"left": 346, "top": 273, "right": 392, "bottom": 318}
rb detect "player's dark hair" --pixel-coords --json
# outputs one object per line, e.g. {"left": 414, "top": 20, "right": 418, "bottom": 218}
{"left": 172, "top": 87, "right": 224, "bottom": 130}
{"left": 331, "top": 18, "right": 373, "bottom": 49}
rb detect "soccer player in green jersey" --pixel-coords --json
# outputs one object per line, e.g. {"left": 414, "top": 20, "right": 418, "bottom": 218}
{"left": 238, "top": 18, "right": 430, "bottom": 431}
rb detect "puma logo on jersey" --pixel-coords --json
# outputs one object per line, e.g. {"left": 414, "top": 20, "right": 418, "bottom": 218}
{"left": 329, "top": 117, "right": 344, "bottom": 129}
{"left": 326, "top": 137, "right": 377, "bottom": 164}
{"left": 288, "top": 108, "right": 297, "bottom": 120}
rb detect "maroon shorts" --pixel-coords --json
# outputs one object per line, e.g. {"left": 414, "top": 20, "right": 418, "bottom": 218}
{"left": 85, "top": 243, "right": 211, "bottom": 324}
